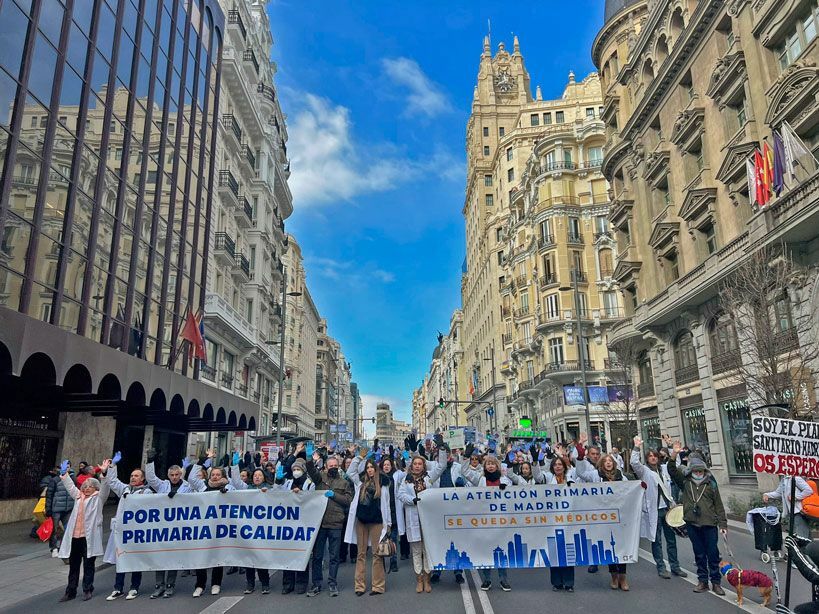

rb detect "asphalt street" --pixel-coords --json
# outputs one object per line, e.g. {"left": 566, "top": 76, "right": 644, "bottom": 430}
{"left": 8, "top": 521, "right": 815, "bottom": 614}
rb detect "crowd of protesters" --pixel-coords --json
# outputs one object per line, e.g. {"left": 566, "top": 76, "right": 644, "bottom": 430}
{"left": 40, "top": 430, "right": 741, "bottom": 602}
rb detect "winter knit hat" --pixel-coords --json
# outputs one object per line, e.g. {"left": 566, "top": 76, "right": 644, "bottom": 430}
{"left": 292, "top": 458, "right": 307, "bottom": 473}
{"left": 687, "top": 457, "right": 708, "bottom": 472}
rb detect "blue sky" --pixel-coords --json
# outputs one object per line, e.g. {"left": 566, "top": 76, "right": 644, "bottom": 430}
{"left": 267, "top": 1, "right": 602, "bottom": 428}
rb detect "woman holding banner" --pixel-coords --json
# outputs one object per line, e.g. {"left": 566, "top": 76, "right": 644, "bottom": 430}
{"left": 397, "top": 450, "right": 446, "bottom": 593}
{"left": 543, "top": 456, "right": 576, "bottom": 592}
{"left": 280, "top": 458, "right": 314, "bottom": 595}
{"left": 475, "top": 454, "right": 513, "bottom": 592}
{"left": 229, "top": 466, "right": 273, "bottom": 594}
{"left": 345, "top": 448, "right": 392, "bottom": 596}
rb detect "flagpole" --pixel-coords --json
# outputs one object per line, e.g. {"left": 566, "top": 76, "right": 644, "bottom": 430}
{"left": 275, "top": 268, "right": 288, "bottom": 448}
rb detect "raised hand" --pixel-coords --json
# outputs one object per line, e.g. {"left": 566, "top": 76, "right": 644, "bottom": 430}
{"left": 358, "top": 446, "right": 368, "bottom": 459}
{"left": 579, "top": 432, "right": 588, "bottom": 445}
{"left": 529, "top": 444, "right": 538, "bottom": 459}
{"left": 373, "top": 438, "right": 380, "bottom": 450}
{"left": 112, "top": 451, "right": 122, "bottom": 465}
{"left": 232, "top": 451, "right": 241, "bottom": 466}
{"left": 433, "top": 433, "right": 444, "bottom": 449}
{"left": 671, "top": 440, "right": 682, "bottom": 455}
{"left": 101, "top": 458, "right": 112, "bottom": 472}
{"left": 206, "top": 448, "right": 216, "bottom": 459}
{"left": 146, "top": 449, "right": 156, "bottom": 463}
{"left": 464, "top": 443, "right": 475, "bottom": 459}
{"left": 181, "top": 457, "right": 191, "bottom": 470}
{"left": 633, "top": 436, "right": 642, "bottom": 448}
{"left": 275, "top": 465, "right": 285, "bottom": 480}
{"left": 295, "top": 442, "right": 305, "bottom": 454}
{"left": 203, "top": 457, "right": 213, "bottom": 469}
{"left": 60, "top": 459, "right": 70, "bottom": 475}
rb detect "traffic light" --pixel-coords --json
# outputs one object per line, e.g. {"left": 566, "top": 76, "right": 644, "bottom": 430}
{"left": 438, "top": 397, "right": 445, "bottom": 409}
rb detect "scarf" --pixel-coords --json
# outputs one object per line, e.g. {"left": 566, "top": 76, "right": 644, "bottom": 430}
{"left": 598, "top": 466, "right": 623, "bottom": 482}
{"left": 411, "top": 471, "right": 428, "bottom": 495}
{"left": 291, "top": 474, "right": 308, "bottom": 490}
{"left": 484, "top": 469, "right": 501, "bottom": 486}
{"left": 206, "top": 476, "right": 228, "bottom": 491}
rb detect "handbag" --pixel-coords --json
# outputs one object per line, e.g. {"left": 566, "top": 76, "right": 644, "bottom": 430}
{"left": 32, "top": 494, "right": 47, "bottom": 524}
{"left": 376, "top": 536, "right": 396, "bottom": 557}
{"left": 36, "top": 517, "right": 54, "bottom": 542}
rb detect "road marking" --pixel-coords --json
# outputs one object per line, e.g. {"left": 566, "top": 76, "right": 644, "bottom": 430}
{"left": 469, "top": 570, "right": 495, "bottom": 614}
{"left": 638, "top": 548, "right": 769, "bottom": 614}
{"left": 458, "top": 570, "right": 478, "bottom": 614}
{"left": 197, "top": 596, "right": 243, "bottom": 614}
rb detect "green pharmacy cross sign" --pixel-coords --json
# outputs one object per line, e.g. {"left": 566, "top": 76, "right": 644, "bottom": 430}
{"left": 510, "top": 429, "right": 549, "bottom": 439}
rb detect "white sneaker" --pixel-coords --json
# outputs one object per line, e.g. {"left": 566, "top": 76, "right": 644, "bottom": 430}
{"left": 51, "top": 549, "right": 59, "bottom": 558}
{"left": 125, "top": 589, "right": 138, "bottom": 600}
{"left": 192, "top": 587, "right": 204, "bottom": 598}
{"left": 106, "top": 590, "right": 123, "bottom": 601}
{"left": 211, "top": 585, "right": 221, "bottom": 595}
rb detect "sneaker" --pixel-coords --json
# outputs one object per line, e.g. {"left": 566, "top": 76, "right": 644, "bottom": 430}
{"left": 106, "top": 591, "right": 123, "bottom": 601}
{"left": 244, "top": 585, "right": 255, "bottom": 595}
{"left": 306, "top": 586, "right": 321, "bottom": 597}
{"left": 261, "top": 586, "right": 270, "bottom": 595}
{"left": 671, "top": 569, "right": 688, "bottom": 578}
{"left": 565, "top": 586, "right": 574, "bottom": 593}
{"left": 192, "top": 587, "right": 204, "bottom": 598}
{"left": 51, "top": 549, "right": 59, "bottom": 558}
{"left": 500, "top": 581, "right": 511, "bottom": 592}
{"left": 150, "top": 585, "right": 165, "bottom": 599}
{"left": 480, "top": 581, "right": 491, "bottom": 591}
{"left": 125, "top": 589, "right": 138, "bottom": 600}
{"left": 658, "top": 570, "right": 671, "bottom": 579}
{"left": 163, "top": 586, "right": 175, "bottom": 598}
{"left": 211, "top": 585, "right": 221, "bottom": 595}
{"left": 455, "top": 573, "right": 465, "bottom": 585}
{"left": 329, "top": 585, "right": 339, "bottom": 597}
{"left": 588, "top": 565, "right": 598, "bottom": 573}
{"left": 552, "top": 585, "right": 562, "bottom": 591}
{"left": 430, "top": 572, "right": 440, "bottom": 584}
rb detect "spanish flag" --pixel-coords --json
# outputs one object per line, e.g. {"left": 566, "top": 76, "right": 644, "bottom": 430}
{"left": 763, "top": 141, "right": 774, "bottom": 198}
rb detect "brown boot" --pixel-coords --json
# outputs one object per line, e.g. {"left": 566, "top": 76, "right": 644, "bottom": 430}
{"left": 423, "top": 572, "right": 432, "bottom": 593}
{"left": 693, "top": 582, "right": 709, "bottom": 593}
{"left": 619, "top": 573, "right": 630, "bottom": 591}
{"left": 416, "top": 574, "right": 424, "bottom": 593}
{"left": 610, "top": 573, "right": 619, "bottom": 589}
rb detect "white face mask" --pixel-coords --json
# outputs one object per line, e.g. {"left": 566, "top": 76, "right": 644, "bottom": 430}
{"left": 292, "top": 470, "right": 304, "bottom": 479}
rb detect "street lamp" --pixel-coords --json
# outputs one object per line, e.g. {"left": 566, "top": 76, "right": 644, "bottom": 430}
{"left": 559, "top": 269, "right": 592, "bottom": 439}
{"left": 482, "top": 343, "right": 498, "bottom": 434}
{"left": 267, "top": 268, "right": 302, "bottom": 447}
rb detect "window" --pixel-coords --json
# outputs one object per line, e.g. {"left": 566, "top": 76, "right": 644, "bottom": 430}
{"left": 594, "top": 215, "right": 608, "bottom": 234}
{"left": 599, "top": 106, "right": 604, "bottom": 117}
{"left": 709, "top": 314, "right": 739, "bottom": 357}
{"left": 588, "top": 146, "right": 603, "bottom": 166}
{"left": 778, "top": 6, "right": 819, "bottom": 69}
{"left": 773, "top": 293, "right": 794, "bottom": 332}
{"left": 115, "top": 148, "right": 122, "bottom": 160}
{"left": 59, "top": 115, "right": 67, "bottom": 124}
{"left": 484, "top": 174, "right": 493, "bottom": 187}
{"left": 30, "top": 116, "right": 37, "bottom": 128}
{"left": 530, "top": 114, "right": 539, "bottom": 126}
{"left": 483, "top": 126, "right": 489, "bottom": 137}
{"left": 485, "top": 194, "right": 494, "bottom": 207}
{"left": 506, "top": 147, "right": 513, "bottom": 162}
{"left": 522, "top": 322, "right": 532, "bottom": 344}
{"left": 666, "top": 251, "right": 680, "bottom": 281}
{"left": 673, "top": 331, "right": 697, "bottom": 369}
{"left": 499, "top": 127, "right": 505, "bottom": 137}
{"left": 602, "top": 291, "right": 618, "bottom": 317}
{"left": 507, "top": 168, "right": 514, "bottom": 182}
{"left": 638, "top": 351, "right": 653, "bottom": 386}
{"left": 110, "top": 120, "right": 115, "bottom": 132}
{"left": 555, "top": 111, "right": 565, "bottom": 123}
{"left": 543, "top": 112, "right": 552, "bottom": 124}
{"left": 497, "top": 251, "right": 504, "bottom": 265}
{"left": 246, "top": 299, "right": 254, "bottom": 323}
{"left": 519, "top": 291, "right": 530, "bottom": 311}
{"left": 548, "top": 338, "right": 565, "bottom": 365}
{"left": 572, "top": 251, "right": 584, "bottom": 278}
{"left": 577, "top": 292, "right": 588, "bottom": 317}
{"left": 586, "top": 107, "right": 595, "bottom": 118}
{"left": 568, "top": 217, "right": 581, "bottom": 240}
{"left": 540, "top": 218, "right": 552, "bottom": 240}
{"left": 545, "top": 294, "right": 560, "bottom": 318}
{"left": 703, "top": 223, "right": 717, "bottom": 255}
{"left": 40, "top": 116, "right": 47, "bottom": 128}
{"left": 483, "top": 145, "right": 490, "bottom": 156}
{"left": 736, "top": 97, "right": 747, "bottom": 126}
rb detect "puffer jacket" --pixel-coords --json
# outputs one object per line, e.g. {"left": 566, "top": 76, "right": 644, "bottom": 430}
{"left": 46, "top": 471, "right": 76, "bottom": 514}
{"left": 667, "top": 458, "right": 727, "bottom": 529}
{"left": 306, "top": 460, "right": 353, "bottom": 529}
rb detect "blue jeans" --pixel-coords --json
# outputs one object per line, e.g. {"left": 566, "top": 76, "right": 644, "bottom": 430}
{"left": 479, "top": 567, "right": 507, "bottom": 583}
{"left": 311, "top": 528, "right": 342, "bottom": 588}
{"left": 652, "top": 507, "right": 681, "bottom": 573}
{"left": 549, "top": 566, "right": 574, "bottom": 588}
{"left": 687, "top": 524, "right": 720, "bottom": 584}
{"left": 114, "top": 571, "right": 142, "bottom": 592}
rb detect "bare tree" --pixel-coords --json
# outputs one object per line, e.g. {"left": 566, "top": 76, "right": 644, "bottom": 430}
{"left": 719, "top": 244, "right": 819, "bottom": 418}
{"left": 605, "top": 335, "right": 642, "bottom": 465}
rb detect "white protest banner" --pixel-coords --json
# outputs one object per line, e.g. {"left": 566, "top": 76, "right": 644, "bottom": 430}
{"left": 417, "top": 482, "right": 643, "bottom": 570}
{"left": 752, "top": 415, "right": 819, "bottom": 476}
{"left": 443, "top": 427, "right": 466, "bottom": 449}
{"left": 114, "top": 489, "right": 327, "bottom": 572}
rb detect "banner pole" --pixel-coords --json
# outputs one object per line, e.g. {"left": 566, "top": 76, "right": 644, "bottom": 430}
{"left": 784, "top": 476, "right": 797, "bottom": 607}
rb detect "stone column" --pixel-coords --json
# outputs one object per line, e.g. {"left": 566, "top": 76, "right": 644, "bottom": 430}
{"left": 648, "top": 334, "right": 684, "bottom": 440}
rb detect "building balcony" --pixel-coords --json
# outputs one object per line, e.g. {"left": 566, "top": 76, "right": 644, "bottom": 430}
{"left": 502, "top": 332, "right": 512, "bottom": 346}
{"left": 221, "top": 372, "right": 234, "bottom": 389}
{"left": 501, "top": 306, "right": 511, "bottom": 319}
{"left": 205, "top": 292, "right": 257, "bottom": 350}
{"left": 515, "top": 274, "right": 528, "bottom": 287}
{"left": 539, "top": 273, "right": 558, "bottom": 290}
{"left": 593, "top": 230, "right": 613, "bottom": 241}
{"left": 214, "top": 232, "right": 235, "bottom": 267}
{"left": 241, "top": 144, "right": 256, "bottom": 172}
{"left": 234, "top": 195, "right": 253, "bottom": 228}
{"left": 775, "top": 327, "right": 799, "bottom": 352}
{"left": 711, "top": 350, "right": 741, "bottom": 375}
{"left": 227, "top": 9, "right": 246, "bottom": 40}
{"left": 257, "top": 83, "right": 276, "bottom": 105}
{"left": 218, "top": 169, "right": 240, "bottom": 207}
{"left": 543, "top": 360, "right": 596, "bottom": 377}
{"left": 201, "top": 363, "right": 216, "bottom": 382}
{"left": 603, "top": 358, "right": 623, "bottom": 370}
{"left": 545, "top": 160, "right": 577, "bottom": 174}
{"left": 232, "top": 253, "right": 250, "bottom": 282}
{"left": 538, "top": 234, "right": 555, "bottom": 250}
{"left": 236, "top": 382, "right": 248, "bottom": 398}
{"left": 637, "top": 381, "right": 655, "bottom": 398}
{"left": 222, "top": 114, "right": 242, "bottom": 146}
{"left": 567, "top": 232, "right": 584, "bottom": 245}
{"left": 580, "top": 159, "right": 603, "bottom": 171}
{"left": 243, "top": 48, "right": 259, "bottom": 76}
{"left": 514, "top": 305, "right": 531, "bottom": 319}
{"left": 674, "top": 364, "right": 700, "bottom": 386}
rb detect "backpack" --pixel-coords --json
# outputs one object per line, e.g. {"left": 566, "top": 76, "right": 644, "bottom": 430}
{"left": 802, "top": 480, "right": 819, "bottom": 519}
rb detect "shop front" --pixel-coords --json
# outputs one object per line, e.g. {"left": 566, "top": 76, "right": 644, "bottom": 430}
{"left": 715, "top": 385, "right": 754, "bottom": 477}
{"left": 679, "top": 395, "right": 712, "bottom": 465}
{"left": 639, "top": 409, "right": 661, "bottom": 451}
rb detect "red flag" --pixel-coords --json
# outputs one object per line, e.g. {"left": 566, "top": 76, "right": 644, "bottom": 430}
{"left": 180, "top": 306, "right": 206, "bottom": 365}
{"left": 754, "top": 149, "right": 768, "bottom": 208}
{"left": 763, "top": 141, "right": 774, "bottom": 197}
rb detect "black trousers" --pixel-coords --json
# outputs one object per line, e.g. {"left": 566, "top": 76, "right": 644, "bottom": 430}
{"left": 400, "top": 534, "right": 410, "bottom": 558}
{"left": 608, "top": 563, "right": 627, "bottom": 574}
{"left": 339, "top": 540, "right": 358, "bottom": 562}
{"left": 282, "top": 565, "right": 309, "bottom": 592}
{"left": 66, "top": 537, "right": 96, "bottom": 596}
{"left": 195, "top": 567, "right": 224, "bottom": 589}
{"left": 245, "top": 567, "right": 270, "bottom": 588}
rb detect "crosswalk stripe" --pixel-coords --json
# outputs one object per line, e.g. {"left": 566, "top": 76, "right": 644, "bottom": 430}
{"left": 459, "top": 570, "right": 478, "bottom": 614}
{"left": 197, "top": 596, "right": 243, "bottom": 614}
{"left": 469, "top": 570, "right": 495, "bottom": 614}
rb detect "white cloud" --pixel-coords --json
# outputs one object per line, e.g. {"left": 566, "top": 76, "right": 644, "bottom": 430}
{"left": 360, "top": 394, "right": 413, "bottom": 439}
{"left": 373, "top": 270, "right": 396, "bottom": 283}
{"left": 381, "top": 57, "right": 452, "bottom": 118}
{"left": 305, "top": 256, "right": 396, "bottom": 286}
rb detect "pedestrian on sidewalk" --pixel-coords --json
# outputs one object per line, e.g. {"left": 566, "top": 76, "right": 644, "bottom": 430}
{"left": 46, "top": 462, "right": 75, "bottom": 556}
{"left": 764, "top": 475, "right": 814, "bottom": 539}
{"left": 344, "top": 448, "right": 392, "bottom": 596}
{"left": 230, "top": 465, "right": 274, "bottom": 595}
{"left": 144, "top": 451, "right": 195, "bottom": 598}
{"left": 398, "top": 444, "right": 446, "bottom": 594}
{"left": 57, "top": 460, "right": 108, "bottom": 602}
{"left": 577, "top": 453, "right": 631, "bottom": 591}
{"left": 631, "top": 436, "right": 687, "bottom": 580}
{"left": 545, "top": 456, "right": 576, "bottom": 592}
{"left": 306, "top": 452, "right": 353, "bottom": 597}
{"left": 668, "top": 440, "right": 727, "bottom": 596}
{"left": 101, "top": 454, "right": 153, "bottom": 601}
{"left": 474, "top": 454, "right": 513, "bottom": 592}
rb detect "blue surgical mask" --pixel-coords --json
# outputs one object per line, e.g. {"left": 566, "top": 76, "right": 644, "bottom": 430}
{"left": 691, "top": 472, "right": 706, "bottom": 484}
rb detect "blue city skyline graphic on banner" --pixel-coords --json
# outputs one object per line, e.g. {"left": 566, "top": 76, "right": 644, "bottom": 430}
{"left": 433, "top": 528, "right": 620, "bottom": 571}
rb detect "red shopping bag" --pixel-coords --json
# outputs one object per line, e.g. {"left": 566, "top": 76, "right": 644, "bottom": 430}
{"left": 36, "top": 517, "right": 54, "bottom": 542}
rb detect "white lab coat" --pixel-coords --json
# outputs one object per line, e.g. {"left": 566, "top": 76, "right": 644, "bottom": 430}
{"left": 343, "top": 456, "right": 392, "bottom": 545}
{"left": 102, "top": 465, "right": 154, "bottom": 565}
{"left": 145, "top": 462, "right": 195, "bottom": 494}
{"left": 396, "top": 456, "right": 446, "bottom": 543}
{"left": 630, "top": 448, "right": 674, "bottom": 541}
{"left": 57, "top": 472, "right": 109, "bottom": 559}
{"left": 394, "top": 470, "right": 407, "bottom": 536}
